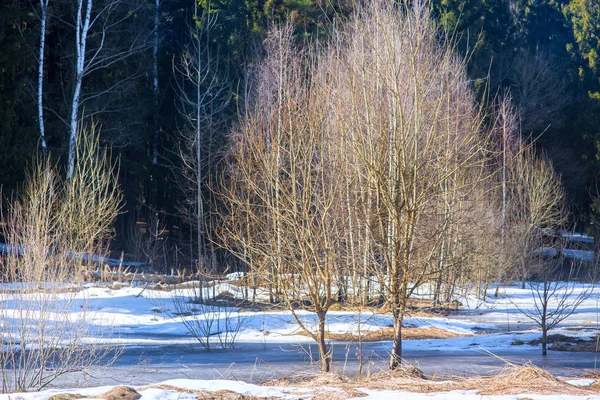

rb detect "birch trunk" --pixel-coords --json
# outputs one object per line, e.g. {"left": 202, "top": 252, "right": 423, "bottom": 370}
{"left": 38, "top": 0, "right": 49, "bottom": 155}
{"left": 68, "top": 0, "right": 92, "bottom": 180}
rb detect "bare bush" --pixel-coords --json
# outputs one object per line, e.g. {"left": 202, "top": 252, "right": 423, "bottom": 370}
{"left": 0, "top": 125, "right": 122, "bottom": 392}
{"left": 169, "top": 285, "right": 246, "bottom": 351}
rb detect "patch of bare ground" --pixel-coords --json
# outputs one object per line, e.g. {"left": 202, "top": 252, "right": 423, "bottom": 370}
{"left": 215, "top": 282, "right": 458, "bottom": 317}
{"left": 48, "top": 386, "right": 143, "bottom": 400}
{"left": 527, "top": 334, "right": 600, "bottom": 352}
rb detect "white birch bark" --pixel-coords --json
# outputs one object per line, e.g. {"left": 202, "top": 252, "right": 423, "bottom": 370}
{"left": 68, "top": 0, "right": 92, "bottom": 180}
{"left": 38, "top": 0, "right": 49, "bottom": 154}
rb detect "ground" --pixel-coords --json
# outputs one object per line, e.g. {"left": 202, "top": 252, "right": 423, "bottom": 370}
{"left": 2, "top": 278, "right": 600, "bottom": 399}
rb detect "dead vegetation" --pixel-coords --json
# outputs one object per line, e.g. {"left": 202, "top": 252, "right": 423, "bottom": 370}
{"left": 101, "top": 386, "right": 142, "bottom": 400}
{"left": 42, "top": 363, "right": 600, "bottom": 399}
{"left": 295, "top": 327, "right": 467, "bottom": 342}
{"left": 269, "top": 362, "right": 600, "bottom": 396}
{"left": 465, "top": 363, "right": 593, "bottom": 395}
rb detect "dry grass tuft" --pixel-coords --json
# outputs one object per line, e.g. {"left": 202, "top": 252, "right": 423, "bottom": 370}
{"left": 350, "top": 364, "right": 452, "bottom": 393}
{"left": 465, "top": 363, "right": 593, "bottom": 395}
{"left": 266, "top": 372, "right": 346, "bottom": 387}
{"left": 144, "top": 384, "right": 275, "bottom": 400}
{"left": 268, "top": 373, "right": 366, "bottom": 400}
{"left": 100, "top": 386, "right": 141, "bottom": 400}
{"left": 49, "top": 394, "right": 88, "bottom": 400}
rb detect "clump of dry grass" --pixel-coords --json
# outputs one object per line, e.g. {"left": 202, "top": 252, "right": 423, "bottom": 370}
{"left": 100, "top": 386, "right": 141, "bottom": 400}
{"left": 267, "top": 373, "right": 367, "bottom": 400}
{"left": 464, "top": 362, "right": 593, "bottom": 395}
{"left": 145, "top": 384, "right": 275, "bottom": 400}
{"left": 266, "top": 362, "right": 600, "bottom": 396}
{"left": 48, "top": 394, "right": 87, "bottom": 400}
{"left": 351, "top": 364, "right": 452, "bottom": 393}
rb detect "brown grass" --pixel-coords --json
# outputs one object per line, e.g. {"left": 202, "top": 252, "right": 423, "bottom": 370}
{"left": 48, "top": 394, "right": 88, "bottom": 400}
{"left": 144, "top": 384, "right": 271, "bottom": 400}
{"left": 267, "top": 362, "right": 600, "bottom": 396}
{"left": 100, "top": 386, "right": 141, "bottom": 400}
{"left": 297, "top": 326, "right": 467, "bottom": 342}
{"left": 464, "top": 363, "right": 593, "bottom": 395}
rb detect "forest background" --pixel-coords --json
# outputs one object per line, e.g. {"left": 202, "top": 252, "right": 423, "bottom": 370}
{"left": 2, "top": 0, "right": 600, "bottom": 272}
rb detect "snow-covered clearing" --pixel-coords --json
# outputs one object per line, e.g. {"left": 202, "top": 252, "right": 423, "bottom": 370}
{"left": 1, "top": 280, "right": 600, "bottom": 398}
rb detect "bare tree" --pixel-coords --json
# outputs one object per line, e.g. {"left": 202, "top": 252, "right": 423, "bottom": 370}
{"left": 510, "top": 51, "right": 570, "bottom": 135}
{"left": 218, "top": 24, "right": 348, "bottom": 372}
{"left": 511, "top": 248, "right": 594, "bottom": 355}
{"left": 504, "top": 149, "right": 568, "bottom": 288}
{"left": 325, "top": 2, "right": 489, "bottom": 369}
{"left": 66, "top": 0, "right": 148, "bottom": 179}
{"left": 219, "top": 1, "right": 493, "bottom": 372}
{"left": 175, "top": 4, "right": 229, "bottom": 303}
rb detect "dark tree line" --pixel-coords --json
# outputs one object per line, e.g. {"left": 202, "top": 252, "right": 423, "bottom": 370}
{"left": 2, "top": 0, "right": 600, "bottom": 270}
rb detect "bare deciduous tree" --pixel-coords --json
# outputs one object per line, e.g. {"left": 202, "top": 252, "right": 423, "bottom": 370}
{"left": 504, "top": 149, "right": 568, "bottom": 288}
{"left": 219, "top": 2, "right": 493, "bottom": 372}
{"left": 66, "top": 0, "right": 148, "bottom": 179}
{"left": 175, "top": 5, "right": 230, "bottom": 303}
{"left": 219, "top": 24, "right": 346, "bottom": 372}
{"left": 325, "top": 2, "right": 489, "bottom": 369}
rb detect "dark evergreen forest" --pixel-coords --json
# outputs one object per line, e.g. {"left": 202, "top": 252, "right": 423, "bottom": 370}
{"left": 2, "top": 0, "right": 600, "bottom": 272}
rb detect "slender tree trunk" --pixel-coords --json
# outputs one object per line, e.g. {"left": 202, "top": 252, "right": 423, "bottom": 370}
{"left": 68, "top": 0, "right": 92, "bottom": 180}
{"left": 542, "top": 280, "right": 548, "bottom": 355}
{"left": 389, "top": 312, "right": 403, "bottom": 369}
{"left": 542, "top": 324, "right": 548, "bottom": 356}
{"left": 38, "top": 0, "right": 49, "bottom": 155}
{"left": 195, "top": 36, "right": 204, "bottom": 304}
{"left": 193, "top": 2, "right": 205, "bottom": 303}
{"left": 317, "top": 311, "right": 331, "bottom": 373}
{"left": 433, "top": 239, "right": 445, "bottom": 307}
{"left": 496, "top": 107, "right": 508, "bottom": 297}
{"left": 151, "top": 0, "right": 160, "bottom": 165}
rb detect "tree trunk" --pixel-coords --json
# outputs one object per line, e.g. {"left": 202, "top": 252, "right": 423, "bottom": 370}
{"left": 389, "top": 314, "right": 403, "bottom": 369}
{"left": 38, "top": 0, "right": 49, "bottom": 155}
{"left": 69, "top": 0, "right": 92, "bottom": 180}
{"left": 542, "top": 325, "right": 548, "bottom": 356}
{"left": 195, "top": 11, "right": 204, "bottom": 303}
{"left": 151, "top": 0, "right": 159, "bottom": 165}
{"left": 317, "top": 312, "right": 331, "bottom": 372}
